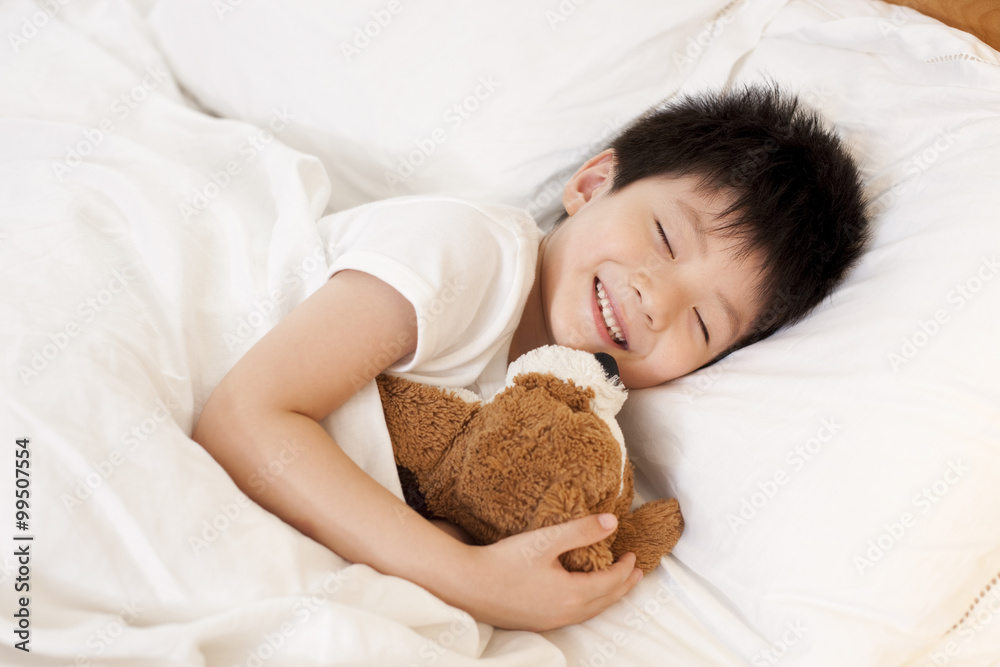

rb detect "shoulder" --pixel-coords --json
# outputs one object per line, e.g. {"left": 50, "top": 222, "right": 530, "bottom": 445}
{"left": 321, "top": 194, "right": 541, "bottom": 291}
{"left": 317, "top": 196, "right": 541, "bottom": 386}
{"left": 341, "top": 195, "right": 541, "bottom": 248}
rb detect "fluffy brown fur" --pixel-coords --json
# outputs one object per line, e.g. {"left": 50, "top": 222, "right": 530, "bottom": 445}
{"left": 377, "top": 371, "right": 683, "bottom": 574}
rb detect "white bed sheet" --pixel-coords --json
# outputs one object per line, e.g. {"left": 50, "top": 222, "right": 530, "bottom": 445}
{"left": 2, "top": 0, "right": 999, "bottom": 665}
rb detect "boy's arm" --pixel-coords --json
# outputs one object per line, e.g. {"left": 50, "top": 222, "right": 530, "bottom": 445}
{"left": 193, "top": 269, "right": 641, "bottom": 631}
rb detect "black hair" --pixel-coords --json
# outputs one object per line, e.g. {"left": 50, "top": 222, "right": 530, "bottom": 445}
{"left": 607, "top": 83, "right": 869, "bottom": 356}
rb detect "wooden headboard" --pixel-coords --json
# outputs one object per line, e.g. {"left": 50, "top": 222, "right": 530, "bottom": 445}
{"left": 883, "top": 0, "right": 1000, "bottom": 51}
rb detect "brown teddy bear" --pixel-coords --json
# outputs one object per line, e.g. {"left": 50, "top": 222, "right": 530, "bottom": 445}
{"left": 376, "top": 344, "right": 683, "bottom": 574}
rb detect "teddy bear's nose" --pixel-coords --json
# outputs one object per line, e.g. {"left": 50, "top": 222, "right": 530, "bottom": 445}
{"left": 593, "top": 352, "right": 620, "bottom": 384}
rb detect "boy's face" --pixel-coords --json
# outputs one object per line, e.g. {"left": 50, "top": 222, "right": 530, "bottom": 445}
{"left": 537, "top": 150, "right": 764, "bottom": 388}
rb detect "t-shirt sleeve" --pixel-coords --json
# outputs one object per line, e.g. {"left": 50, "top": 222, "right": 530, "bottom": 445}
{"left": 319, "top": 197, "right": 540, "bottom": 388}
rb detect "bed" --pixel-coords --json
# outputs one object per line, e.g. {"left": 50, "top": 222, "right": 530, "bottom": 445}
{"left": 2, "top": 0, "right": 998, "bottom": 665}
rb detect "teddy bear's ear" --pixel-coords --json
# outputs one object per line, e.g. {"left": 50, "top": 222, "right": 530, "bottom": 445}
{"left": 611, "top": 498, "right": 684, "bottom": 574}
{"left": 510, "top": 373, "right": 594, "bottom": 412}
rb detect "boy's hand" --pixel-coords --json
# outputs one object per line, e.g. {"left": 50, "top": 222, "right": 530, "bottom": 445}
{"left": 444, "top": 514, "right": 642, "bottom": 631}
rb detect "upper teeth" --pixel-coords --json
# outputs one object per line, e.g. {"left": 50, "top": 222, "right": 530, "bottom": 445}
{"left": 596, "top": 279, "right": 625, "bottom": 344}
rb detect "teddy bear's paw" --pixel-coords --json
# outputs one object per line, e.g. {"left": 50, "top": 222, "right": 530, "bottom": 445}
{"left": 525, "top": 483, "right": 614, "bottom": 571}
{"left": 559, "top": 540, "right": 615, "bottom": 572}
{"left": 612, "top": 498, "right": 684, "bottom": 574}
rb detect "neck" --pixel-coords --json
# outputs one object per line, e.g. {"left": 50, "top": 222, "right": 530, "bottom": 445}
{"left": 509, "top": 238, "right": 549, "bottom": 364}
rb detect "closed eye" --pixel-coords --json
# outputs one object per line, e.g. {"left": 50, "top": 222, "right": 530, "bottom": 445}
{"left": 694, "top": 308, "right": 710, "bottom": 345}
{"left": 655, "top": 220, "right": 675, "bottom": 259}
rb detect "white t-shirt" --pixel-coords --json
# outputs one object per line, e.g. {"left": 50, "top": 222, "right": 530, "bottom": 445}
{"left": 316, "top": 195, "right": 542, "bottom": 396}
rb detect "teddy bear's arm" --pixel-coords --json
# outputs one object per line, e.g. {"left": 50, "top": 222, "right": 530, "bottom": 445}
{"left": 611, "top": 498, "right": 684, "bottom": 574}
{"left": 376, "top": 374, "right": 478, "bottom": 477}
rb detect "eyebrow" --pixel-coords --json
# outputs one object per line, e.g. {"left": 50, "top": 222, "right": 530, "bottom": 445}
{"left": 677, "top": 200, "right": 709, "bottom": 255}
{"left": 717, "top": 290, "right": 743, "bottom": 344}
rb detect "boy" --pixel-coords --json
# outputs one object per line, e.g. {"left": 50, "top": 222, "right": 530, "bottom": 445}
{"left": 192, "top": 85, "right": 868, "bottom": 631}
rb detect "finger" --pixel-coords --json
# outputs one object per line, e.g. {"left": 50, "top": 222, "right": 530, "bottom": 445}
{"left": 534, "top": 551, "right": 642, "bottom": 628}
{"left": 564, "top": 555, "right": 643, "bottom": 624}
{"left": 579, "top": 550, "right": 638, "bottom": 589}
{"left": 605, "top": 553, "right": 643, "bottom": 598}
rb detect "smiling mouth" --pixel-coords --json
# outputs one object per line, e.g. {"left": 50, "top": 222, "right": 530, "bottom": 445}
{"left": 595, "top": 279, "right": 626, "bottom": 346}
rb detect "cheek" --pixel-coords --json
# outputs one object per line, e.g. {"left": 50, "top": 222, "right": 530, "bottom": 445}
{"left": 553, "top": 318, "right": 590, "bottom": 350}
{"left": 547, "top": 295, "right": 593, "bottom": 350}
{"left": 622, "top": 344, "right": 705, "bottom": 388}
{"left": 620, "top": 358, "right": 675, "bottom": 389}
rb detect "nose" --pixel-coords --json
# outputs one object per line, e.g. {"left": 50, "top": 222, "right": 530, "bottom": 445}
{"left": 630, "top": 265, "right": 680, "bottom": 332}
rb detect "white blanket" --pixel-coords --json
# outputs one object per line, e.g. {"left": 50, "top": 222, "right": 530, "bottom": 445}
{"left": 0, "top": 3, "right": 750, "bottom": 665}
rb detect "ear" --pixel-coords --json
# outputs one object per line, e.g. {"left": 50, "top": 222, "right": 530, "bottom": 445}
{"left": 563, "top": 148, "right": 616, "bottom": 216}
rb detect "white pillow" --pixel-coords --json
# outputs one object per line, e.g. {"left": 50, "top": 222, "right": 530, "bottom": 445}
{"left": 148, "top": 0, "right": 744, "bottom": 217}
{"left": 622, "top": 0, "right": 1000, "bottom": 664}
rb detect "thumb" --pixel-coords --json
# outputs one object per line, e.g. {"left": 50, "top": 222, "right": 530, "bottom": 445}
{"left": 521, "top": 514, "right": 618, "bottom": 561}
